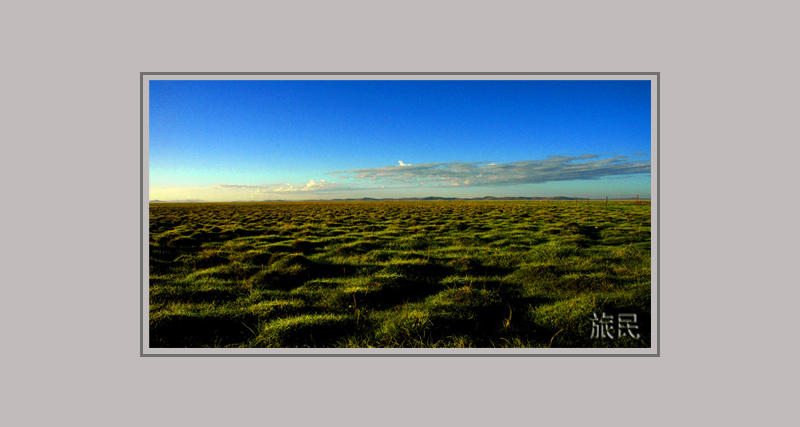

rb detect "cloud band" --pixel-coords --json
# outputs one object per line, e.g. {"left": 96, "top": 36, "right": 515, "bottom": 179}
{"left": 331, "top": 155, "right": 650, "bottom": 187}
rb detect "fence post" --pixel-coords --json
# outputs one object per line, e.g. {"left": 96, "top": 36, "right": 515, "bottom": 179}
{"left": 605, "top": 196, "right": 608, "bottom": 207}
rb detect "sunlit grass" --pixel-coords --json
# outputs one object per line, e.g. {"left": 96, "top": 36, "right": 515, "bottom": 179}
{"left": 149, "top": 200, "right": 651, "bottom": 348}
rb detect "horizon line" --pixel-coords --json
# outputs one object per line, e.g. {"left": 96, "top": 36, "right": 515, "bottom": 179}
{"left": 149, "top": 195, "right": 652, "bottom": 203}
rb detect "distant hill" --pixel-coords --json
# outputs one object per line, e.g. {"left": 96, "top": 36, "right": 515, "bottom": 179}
{"left": 149, "top": 199, "right": 206, "bottom": 203}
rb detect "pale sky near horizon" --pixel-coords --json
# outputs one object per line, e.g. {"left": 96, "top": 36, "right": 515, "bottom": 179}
{"left": 149, "top": 79, "right": 652, "bottom": 201}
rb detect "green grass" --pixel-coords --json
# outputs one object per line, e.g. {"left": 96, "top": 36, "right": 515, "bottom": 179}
{"left": 149, "top": 200, "right": 651, "bottom": 348}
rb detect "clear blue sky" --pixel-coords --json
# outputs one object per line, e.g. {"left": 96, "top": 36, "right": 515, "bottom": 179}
{"left": 149, "top": 79, "right": 651, "bottom": 201}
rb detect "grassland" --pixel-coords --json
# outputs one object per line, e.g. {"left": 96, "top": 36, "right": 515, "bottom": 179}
{"left": 148, "top": 200, "right": 651, "bottom": 348}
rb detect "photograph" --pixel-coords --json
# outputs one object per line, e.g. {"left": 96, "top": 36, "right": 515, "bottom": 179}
{"left": 143, "top": 74, "right": 657, "bottom": 354}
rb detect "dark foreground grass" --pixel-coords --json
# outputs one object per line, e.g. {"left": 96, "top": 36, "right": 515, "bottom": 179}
{"left": 149, "top": 200, "right": 651, "bottom": 348}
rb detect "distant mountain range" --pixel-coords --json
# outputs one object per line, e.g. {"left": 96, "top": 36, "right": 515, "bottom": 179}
{"left": 150, "top": 196, "right": 650, "bottom": 203}
{"left": 325, "top": 196, "right": 585, "bottom": 201}
{"left": 149, "top": 199, "right": 206, "bottom": 203}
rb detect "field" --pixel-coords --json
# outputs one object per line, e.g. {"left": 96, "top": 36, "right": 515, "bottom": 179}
{"left": 148, "top": 200, "right": 651, "bottom": 348}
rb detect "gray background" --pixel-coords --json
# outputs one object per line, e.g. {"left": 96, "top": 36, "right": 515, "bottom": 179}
{"left": 4, "top": 1, "right": 795, "bottom": 425}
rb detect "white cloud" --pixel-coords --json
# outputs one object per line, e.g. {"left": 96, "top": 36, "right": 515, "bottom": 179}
{"left": 213, "top": 179, "right": 351, "bottom": 193}
{"left": 273, "top": 179, "right": 340, "bottom": 192}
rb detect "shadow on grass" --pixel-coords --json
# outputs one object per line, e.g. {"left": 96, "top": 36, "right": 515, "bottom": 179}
{"left": 450, "top": 257, "right": 515, "bottom": 277}
{"left": 251, "top": 253, "right": 370, "bottom": 291}
{"left": 150, "top": 287, "right": 242, "bottom": 304}
{"left": 150, "top": 313, "right": 259, "bottom": 348}
{"left": 346, "top": 276, "right": 445, "bottom": 310}
{"left": 381, "top": 260, "right": 454, "bottom": 281}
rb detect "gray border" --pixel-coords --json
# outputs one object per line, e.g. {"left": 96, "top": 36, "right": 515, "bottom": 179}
{"left": 141, "top": 72, "right": 659, "bottom": 357}
{"left": 140, "top": 72, "right": 144, "bottom": 357}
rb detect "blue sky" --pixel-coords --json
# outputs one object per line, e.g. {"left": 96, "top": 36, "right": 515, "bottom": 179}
{"left": 149, "top": 79, "right": 651, "bottom": 201}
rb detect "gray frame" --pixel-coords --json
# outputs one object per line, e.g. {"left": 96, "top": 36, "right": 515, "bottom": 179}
{"left": 141, "top": 72, "right": 659, "bottom": 357}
